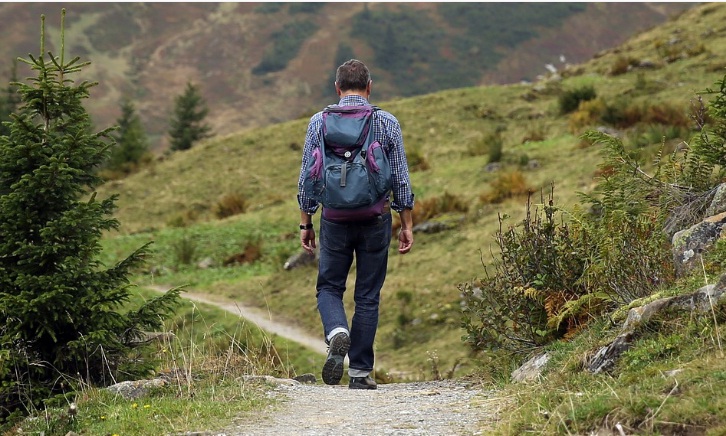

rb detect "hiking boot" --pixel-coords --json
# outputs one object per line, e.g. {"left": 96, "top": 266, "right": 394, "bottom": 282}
{"left": 322, "top": 332, "right": 350, "bottom": 385}
{"left": 349, "top": 375, "right": 377, "bottom": 390}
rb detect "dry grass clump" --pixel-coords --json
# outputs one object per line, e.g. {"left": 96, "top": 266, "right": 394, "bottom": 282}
{"left": 569, "top": 98, "right": 607, "bottom": 133}
{"left": 214, "top": 193, "right": 248, "bottom": 219}
{"left": 391, "top": 191, "right": 469, "bottom": 233}
{"left": 480, "top": 170, "right": 533, "bottom": 204}
{"left": 609, "top": 55, "right": 639, "bottom": 76}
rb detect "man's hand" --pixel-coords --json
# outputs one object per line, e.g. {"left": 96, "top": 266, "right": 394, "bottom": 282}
{"left": 301, "top": 229, "right": 316, "bottom": 255}
{"left": 398, "top": 228, "right": 413, "bottom": 254}
{"left": 397, "top": 209, "right": 414, "bottom": 254}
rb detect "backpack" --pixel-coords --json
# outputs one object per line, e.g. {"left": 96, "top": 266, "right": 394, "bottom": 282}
{"left": 303, "top": 105, "right": 392, "bottom": 221}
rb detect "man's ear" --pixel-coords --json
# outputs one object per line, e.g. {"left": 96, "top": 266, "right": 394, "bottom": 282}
{"left": 335, "top": 81, "right": 341, "bottom": 97}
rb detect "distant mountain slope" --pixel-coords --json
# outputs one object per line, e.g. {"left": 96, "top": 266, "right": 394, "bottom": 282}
{"left": 0, "top": 3, "right": 693, "bottom": 151}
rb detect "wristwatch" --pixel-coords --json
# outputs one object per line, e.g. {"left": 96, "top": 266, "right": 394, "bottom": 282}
{"left": 299, "top": 223, "right": 314, "bottom": 230}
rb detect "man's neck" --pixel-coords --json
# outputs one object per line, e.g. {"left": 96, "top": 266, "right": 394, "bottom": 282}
{"left": 339, "top": 91, "right": 368, "bottom": 99}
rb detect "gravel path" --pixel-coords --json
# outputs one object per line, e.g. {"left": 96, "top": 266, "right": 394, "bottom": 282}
{"left": 150, "top": 286, "right": 505, "bottom": 435}
{"left": 227, "top": 379, "right": 500, "bottom": 435}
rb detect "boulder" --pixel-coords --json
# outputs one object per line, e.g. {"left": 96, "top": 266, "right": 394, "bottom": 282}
{"left": 672, "top": 211, "right": 726, "bottom": 276}
{"left": 511, "top": 352, "right": 550, "bottom": 383}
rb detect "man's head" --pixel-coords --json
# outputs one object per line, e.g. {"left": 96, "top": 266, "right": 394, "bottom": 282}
{"left": 335, "top": 59, "right": 371, "bottom": 96}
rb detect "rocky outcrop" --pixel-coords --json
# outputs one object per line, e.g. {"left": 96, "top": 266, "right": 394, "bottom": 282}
{"left": 671, "top": 212, "right": 726, "bottom": 277}
{"left": 511, "top": 353, "right": 550, "bottom": 383}
{"left": 585, "top": 277, "right": 726, "bottom": 374}
{"left": 671, "top": 184, "right": 726, "bottom": 276}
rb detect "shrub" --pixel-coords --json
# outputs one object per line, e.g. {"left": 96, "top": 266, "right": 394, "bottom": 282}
{"left": 643, "top": 102, "right": 692, "bottom": 128}
{"left": 166, "top": 209, "right": 201, "bottom": 228}
{"left": 610, "top": 55, "right": 638, "bottom": 76}
{"left": 173, "top": 235, "right": 198, "bottom": 266}
{"left": 568, "top": 98, "right": 607, "bottom": 133}
{"left": 558, "top": 85, "right": 597, "bottom": 115}
{"left": 412, "top": 191, "right": 469, "bottom": 224}
{"left": 480, "top": 170, "right": 532, "bottom": 204}
{"left": 214, "top": 193, "right": 248, "bottom": 219}
{"left": 461, "top": 189, "right": 592, "bottom": 353}
{"left": 600, "top": 98, "right": 645, "bottom": 129}
{"left": 467, "top": 130, "right": 504, "bottom": 161}
{"left": 223, "top": 239, "right": 263, "bottom": 266}
{"left": 392, "top": 191, "right": 468, "bottom": 233}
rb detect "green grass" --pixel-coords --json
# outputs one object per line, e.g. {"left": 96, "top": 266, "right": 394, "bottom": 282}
{"left": 10, "top": 286, "right": 320, "bottom": 435}
{"left": 16, "top": 380, "right": 270, "bottom": 436}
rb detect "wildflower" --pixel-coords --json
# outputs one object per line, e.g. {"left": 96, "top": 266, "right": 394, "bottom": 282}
{"left": 144, "top": 404, "right": 151, "bottom": 409}
{"left": 132, "top": 403, "right": 138, "bottom": 409}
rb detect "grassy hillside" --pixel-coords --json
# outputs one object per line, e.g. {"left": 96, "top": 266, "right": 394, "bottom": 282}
{"left": 0, "top": 3, "right": 691, "bottom": 151}
{"left": 95, "top": 2, "right": 726, "bottom": 385}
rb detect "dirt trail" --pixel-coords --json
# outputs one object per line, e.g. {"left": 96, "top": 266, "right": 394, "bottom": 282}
{"left": 147, "top": 285, "right": 327, "bottom": 355}
{"left": 148, "top": 285, "right": 504, "bottom": 434}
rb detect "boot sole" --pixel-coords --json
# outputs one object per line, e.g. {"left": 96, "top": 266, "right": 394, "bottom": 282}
{"left": 322, "top": 334, "right": 350, "bottom": 385}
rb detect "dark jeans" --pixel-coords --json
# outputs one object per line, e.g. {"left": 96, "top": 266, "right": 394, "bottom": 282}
{"left": 316, "top": 213, "right": 392, "bottom": 373}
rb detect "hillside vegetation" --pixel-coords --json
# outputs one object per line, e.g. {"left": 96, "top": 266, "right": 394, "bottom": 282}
{"left": 0, "top": 2, "right": 691, "bottom": 150}
{"left": 91, "top": 1, "right": 726, "bottom": 386}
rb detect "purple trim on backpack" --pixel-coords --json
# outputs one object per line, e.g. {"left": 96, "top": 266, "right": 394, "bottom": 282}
{"left": 322, "top": 196, "right": 389, "bottom": 222}
{"left": 367, "top": 141, "right": 382, "bottom": 172}
{"left": 309, "top": 147, "right": 323, "bottom": 179}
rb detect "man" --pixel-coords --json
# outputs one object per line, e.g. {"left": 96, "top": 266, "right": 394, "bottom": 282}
{"left": 297, "top": 59, "right": 414, "bottom": 390}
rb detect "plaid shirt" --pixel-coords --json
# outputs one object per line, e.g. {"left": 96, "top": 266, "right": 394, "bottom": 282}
{"left": 297, "top": 95, "right": 415, "bottom": 215}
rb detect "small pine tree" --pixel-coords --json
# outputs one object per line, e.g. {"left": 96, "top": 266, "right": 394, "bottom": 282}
{"left": 105, "top": 98, "right": 150, "bottom": 176}
{"left": 0, "top": 10, "right": 181, "bottom": 424}
{"left": 168, "top": 82, "right": 212, "bottom": 151}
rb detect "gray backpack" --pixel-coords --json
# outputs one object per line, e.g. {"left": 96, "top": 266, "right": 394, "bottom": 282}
{"left": 303, "top": 105, "right": 392, "bottom": 220}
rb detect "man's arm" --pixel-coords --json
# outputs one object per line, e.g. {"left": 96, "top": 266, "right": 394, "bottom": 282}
{"left": 398, "top": 208, "right": 413, "bottom": 254}
{"left": 298, "top": 115, "right": 323, "bottom": 255}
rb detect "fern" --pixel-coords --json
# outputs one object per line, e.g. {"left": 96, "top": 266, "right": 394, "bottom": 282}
{"left": 548, "top": 292, "right": 614, "bottom": 330}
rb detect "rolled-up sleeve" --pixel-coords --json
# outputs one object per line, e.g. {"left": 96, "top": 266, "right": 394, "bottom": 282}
{"left": 380, "top": 114, "right": 415, "bottom": 212}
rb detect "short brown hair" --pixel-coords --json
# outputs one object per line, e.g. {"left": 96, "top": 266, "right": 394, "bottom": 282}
{"left": 335, "top": 59, "right": 371, "bottom": 92}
